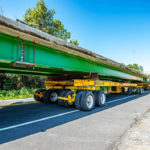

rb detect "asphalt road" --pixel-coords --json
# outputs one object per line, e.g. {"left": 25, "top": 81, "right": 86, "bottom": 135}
{"left": 0, "top": 92, "right": 150, "bottom": 150}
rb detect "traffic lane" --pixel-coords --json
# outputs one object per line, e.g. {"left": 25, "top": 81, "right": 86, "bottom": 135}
{"left": 0, "top": 92, "right": 150, "bottom": 145}
{"left": 0, "top": 92, "right": 145, "bottom": 128}
{"left": 0, "top": 102, "right": 77, "bottom": 128}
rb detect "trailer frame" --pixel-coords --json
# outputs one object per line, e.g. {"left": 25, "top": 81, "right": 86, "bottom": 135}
{"left": 33, "top": 74, "right": 149, "bottom": 111}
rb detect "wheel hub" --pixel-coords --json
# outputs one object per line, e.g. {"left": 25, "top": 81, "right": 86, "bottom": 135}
{"left": 50, "top": 92, "right": 58, "bottom": 102}
{"left": 101, "top": 94, "right": 106, "bottom": 105}
{"left": 86, "top": 95, "right": 94, "bottom": 109}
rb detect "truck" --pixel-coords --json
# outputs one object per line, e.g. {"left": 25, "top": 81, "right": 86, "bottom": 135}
{"left": 0, "top": 15, "right": 149, "bottom": 111}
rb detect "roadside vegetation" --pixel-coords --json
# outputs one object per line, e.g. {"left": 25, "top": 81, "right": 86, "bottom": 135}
{"left": 0, "top": 74, "right": 46, "bottom": 100}
{"left": 0, "top": 87, "right": 36, "bottom": 100}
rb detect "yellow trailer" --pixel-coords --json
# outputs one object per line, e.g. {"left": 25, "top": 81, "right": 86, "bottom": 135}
{"left": 33, "top": 73, "right": 149, "bottom": 111}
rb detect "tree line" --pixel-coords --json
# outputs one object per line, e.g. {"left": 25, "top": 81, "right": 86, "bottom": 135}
{"left": 0, "top": 74, "right": 46, "bottom": 90}
{"left": 121, "top": 63, "right": 144, "bottom": 73}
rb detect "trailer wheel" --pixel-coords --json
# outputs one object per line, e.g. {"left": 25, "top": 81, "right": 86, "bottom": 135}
{"left": 144, "top": 87, "right": 149, "bottom": 91}
{"left": 58, "top": 90, "right": 74, "bottom": 107}
{"left": 75, "top": 91, "right": 86, "bottom": 109}
{"left": 121, "top": 87, "right": 125, "bottom": 94}
{"left": 136, "top": 88, "right": 140, "bottom": 94}
{"left": 43, "top": 89, "right": 58, "bottom": 104}
{"left": 139, "top": 88, "right": 144, "bottom": 94}
{"left": 127, "top": 87, "right": 133, "bottom": 95}
{"left": 94, "top": 91, "right": 106, "bottom": 107}
{"left": 34, "top": 89, "right": 46, "bottom": 102}
{"left": 80, "top": 92, "right": 95, "bottom": 111}
{"left": 58, "top": 90, "right": 66, "bottom": 106}
{"left": 142, "top": 88, "right": 145, "bottom": 94}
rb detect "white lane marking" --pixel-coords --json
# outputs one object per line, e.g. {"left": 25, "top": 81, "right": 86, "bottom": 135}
{"left": 107, "top": 95, "right": 137, "bottom": 104}
{"left": 107, "top": 91, "right": 149, "bottom": 104}
{"left": 0, "top": 110, "right": 79, "bottom": 132}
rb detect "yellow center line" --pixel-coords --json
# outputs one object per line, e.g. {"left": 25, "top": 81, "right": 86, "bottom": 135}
{"left": 0, "top": 101, "right": 40, "bottom": 108}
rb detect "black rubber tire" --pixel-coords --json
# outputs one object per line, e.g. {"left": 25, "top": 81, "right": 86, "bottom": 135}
{"left": 144, "top": 87, "right": 149, "bottom": 91}
{"left": 43, "top": 89, "right": 58, "bottom": 104}
{"left": 58, "top": 90, "right": 74, "bottom": 107}
{"left": 75, "top": 91, "right": 86, "bottom": 110}
{"left": 136, "top": 88, "right": 140, "bottom": 94}
{"left": 139, "top": 88, "right": 142, "bottom": 94}
{"left": 80, "top": 92, "right": 95, "bottom": 111}
{"left": 94, "top": 91, "right": 106, "bottom": 107}
{"left": 34, "top": 89, "right": 46, "bottom": 102}
{"left": 127, "top": 87, "right": 133, "bottom": 95}
{"left": 58, "top": 90, "right": 66, "bottom": 106}
{"left": 139, "top": 88, "right": 144, "bottom": 94}
{"left": 121, "top": 87, "right": 125, "bottom": 94}
{"left": 142, "top": 88, "right": 145, "bottom": 94}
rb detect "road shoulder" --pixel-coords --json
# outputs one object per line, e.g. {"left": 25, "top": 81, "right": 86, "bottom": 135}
{"left": 113, "top": 109, "right": 150, "bottom": 150}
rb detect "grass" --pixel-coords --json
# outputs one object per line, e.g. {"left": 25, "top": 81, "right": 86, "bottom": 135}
{"left": 0, "top": 87, "right": 37, "bottom": 100}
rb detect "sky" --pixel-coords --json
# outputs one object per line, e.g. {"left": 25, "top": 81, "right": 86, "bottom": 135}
{"left": 0, "top": 0, "right": 150, "bottom": 73}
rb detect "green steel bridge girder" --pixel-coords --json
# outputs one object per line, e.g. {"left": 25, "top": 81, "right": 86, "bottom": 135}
{"left": 0, "top": 33, "right": 147, "bottom": 82}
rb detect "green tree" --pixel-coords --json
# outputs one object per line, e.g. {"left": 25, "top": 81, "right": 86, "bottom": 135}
{"left": 127, "top": 64, "right": 144, "bottom": 73}
{"left": 120, "top": 63, "right": 126, "bottom": 66}
{"left": 0, "top": 74, "right": 46, "bottom": 90}
{"left": 70, "top": 39, "right": 79, "bottom": 46}
{"left": 23, "top": 0, "right": 70, "bottom": 40}
{"left": 51, "top": 19, "right": 71, "bottom": 40}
